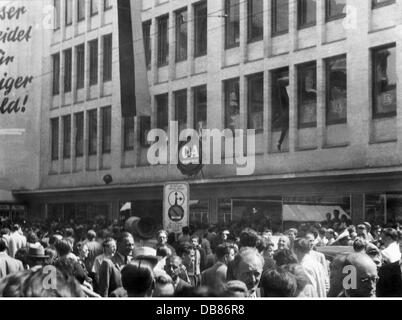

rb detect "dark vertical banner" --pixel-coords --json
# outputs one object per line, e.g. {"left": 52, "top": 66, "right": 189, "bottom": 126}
{"left": 117, "top": 0, "right": 136, "bottom": 117}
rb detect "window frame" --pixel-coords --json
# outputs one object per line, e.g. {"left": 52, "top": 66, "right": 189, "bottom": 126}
{"left": 247, "top": 0, "right": 264, "bottom": 43}
{"left": 63, "top": 48, "right": 72, "bottom": 93}
{"left": 297, "top": 61, "right": 317, "bottom": 129}
{"left": 101, "top": 106, "right": 112, "bottom": 154}
{"left": 51, "top": 118, "right": 59, "bottom": 161}
{"left": 194, "top": 1, "right": 208, "bottom": 57}
{"left": 89, "top": 39, "right": 98, "bottom": 86}
{"left": 325, "top": 54, "right": 347, "bottom": 126}
{"left": 77, "top": 0, "right": 86, "bottom": 22}
{"left": 104, "top": 0, "right": 113, "bottom": 11}
{"left": 271, "top": 67, "right": 290, "bottom": 132}
{"left": 90, "top": 0, "right": 99, "bottom": 16}
{"left": 142, "top": 20, "right": 152, "bottom": 70}
{"left": 63, "top": 115, "right": 71, "bottom": 159}
{"left": 123, "top": 116, "right": 135, "bottom": 151}
{"left": 224, "top": 77, "right": 240, "bottom": 132}
{"left": 52, "top": 53, "right": 60, "bottom": 96}
{"left": 74, "top": 112, "right": 84, "bottom": 158}
{"left": 325, "top": 0, "right": 346, "bottom": 22}
{"left": 76, "top": 44, "right": 85, "bottom": 89}
{"left": 156, "top": 94, "right": 169, "bottom": 132}
{"left": 54, "top": 0, "right": 61, "bottom": 30}
{"left": 65, "top": 0, "right": 72, "bottom": 26}
{"left": 175, "top": 8, "right": 188, "bottom": 63}
{"left": 297, "top": 0, "right": 317, "bottom": 30}
{"left": 174, "top": 89, "right": 188, "bottom": 131}
{"left": 88, "top": 109, "right": 98, "bottom": 156}
{"left": 225, "top": 0, "right": 240, "bottom": 49}
{"left": 103, "top": 34, "right": 112, "bottom": 82}
{"left": 247, "top": 72, "right": 264, "bottom": 133}
{"left": 372, "top": 0, "right": 396, "bottom": 9}
{"left": 157, "top": 14, "right": 169, "bottom": 67}
{"left": 272, "top": 0, "right": 289, "bottom": 37}
{"left": 193, "top": 85, "right": 207, "bottom": 131}
{"left": 372, "top": 43, "right": 397, "bottom": 119}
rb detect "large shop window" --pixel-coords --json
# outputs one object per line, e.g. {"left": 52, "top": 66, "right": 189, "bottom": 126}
{"left": 365, "top": 194, "right": 402, "bottom": 227}
{"left": 326, "top": 55, "right": 347, "bottom": 125}
{"left": 247, "top": 73, "right": 263, "bottom": 132}
{"left": 190, "top": 200, "right": 210, "bottom": 226}
{"left": 271, "top": 68, "right": 289, "bottom": 150}
{"left": 298, "top": 0, "right": 317, "bottom": 29}
{"left": 272, "top": 0, "right": 289, "bottom": 36}
{"left": 247, "top": 0, "right": 263, "bottom": 42}
{"left": 63, "top": 115, "right": 71, "bottom": 159}
{"left": 298, "top": 62, "right": 317, "bottom": 128}
{"left": 194, "top": 1, "right": 207, "bottom": 57}
{"left": 326, "top": 0, "right": 346, "bottom": 21}
{"left": 224, "top": 78, "right": 240, "bottom": 133}
{"left": 74, "top": 112, "right": 84, "bottom": 157}
{"left": 156, "top": 94, "right": 169, "bottom": 133}
{"left": 175, "top": 8, "right": 188, "bottom": 62}
{"left": 157, "top": 15, "right": 169, "bottom": 67}
{"left": 193, "top": 85, "right": 207, "bottom": 132}
{"left": 143, "top": 21, "right": 152, "bottom": 70}
{"left": 372, "top": 44, "right": 396, "bottom": 118}
{"left": 51, "top": 118, "right": 59, "bottom": 161}
{"left": 225, "top": 0, "right": 240, "bottom": 49}
{"left": 174, "top": 89, "right": 187, "bottom": 133}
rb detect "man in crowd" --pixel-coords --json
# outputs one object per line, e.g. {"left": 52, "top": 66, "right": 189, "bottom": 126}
{"left": 98, "top": 232, "right": 134, "bottom": 297}
{"left": 201, "top": 243, "right": 235, "bottom": 294}
{"left": 155, "top": 230, "right": 176, "bottom": 255}
{"left": 164, "top": 255, "right": 192, "bottom": 294}
{"left": 83, "top": 230, "right": 103, "bottom": 274}
{"left": 8, "top": 224, "right": 26, "bottom": 258}
{"left": 377, "top": 247, "right": 402, "bottom": 297}
{"left": 231, "top": 248, "right": 264, "bottom": 298}
{"left": 0, "top": 238, "right": 24, "bottom": 278}
{"left": 381, "top": 228, "right": 401, "bottom": 264}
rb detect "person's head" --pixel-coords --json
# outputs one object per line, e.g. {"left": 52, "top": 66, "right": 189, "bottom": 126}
{"left": 178, "top": 243, "right": 196, "bottom": 268}
{"left": 156, "top": 246, "right": 172, "bottom": 257}
{"left": 11, "top": 224, "right": 21, "bottom": 233}
{"left": 293, "top": 238, "right": 311, "bottom": 262}
{"left": 334, "top": 210, "right": 340, "bottom": 219}
{"left": 239, "top": 229, "right": 259, "bottom": 249}
{"left": 363, "top": 222, "right": 372, "bottom": 233}
{"left": 262, "top": 229, "right": 273, "bottom": 240}
{"left": 287, "top": 229, "right": 298, "bottom": 242}
{"left": 76, "top": 242, "right": 89, "bottom": 260}
{"left": 118, "top": 232, "right": 135, "bottom": 257}
{"left": 277, "top": 235, "right": 289, "bottom": 251}
{"left": 282, "top": 263, "right": 311, "bottom": 296}
{"left": 221, "top": 230, "right": 230, "bottom": 241}
{"left": 343, "top": 253, "right": 378, "bottom": 297}
{"left": 353, "top": 238, "right": 367, "bottom": 253}
{"left": 304, "top": 232, "right": 316, "bottom": 250}
{"left": 164, "top": 255, "right": 183, "bottom": 282}
{"left": 86, "top": 230, "right": 97, "bottom": 241}
{"left": 357, "top": 224, "right": 368, "bottom": 237}
{"left": 54, "top": 257, "right": 87, "bottom": 284}
{"left": 26, "top": 231, "right": 39, "bottom": 244}
{"left": 260, "top": 267, "right": 298, "bottom": 297}
{"left": 157, "top": 230, "right": 168, "bottom": 245}
{"left": 14, "top": 247, "right": 29, "bottom": 269}
{"left": 326, "top": 213, "right": 332, "bottom": 221}
{"left": 65, "top": 228, "right": 74, "bottom": 238}
{"left": 182, "top": 226, "right": 190, "bottom": 236}
{"left": 153, "top": 270, "right": 174, "bottom": 297}
{"left": 103, "top": 237, "right": 117, "bottom": 256}
{"left": 215, "top": 243, "right": 236, "bottom": 264}
{"left": 0, "top": 238, "right": 7, "bottom": 253}
{"left": 325, "top": 228, "right": 335, "bottom": 240}
{"left": 0, "top": 267, "right": 84, "bottom": 297}
{"left": 27, "top": 245, "right": 49, "bottom": 268}
{"left": 232, "top": 248, "right": 264, "bottom": 294}
{"left": 0, "top": 228, "right": 10, "bottom": 237}
{"left": 191, "top": 235, "right": 200, "bottom": 247}
{"left": 121, "top": 260, "right": 155, "bottom": 297}
{"left": 273, "top": 249, "right": 298, "bottom": 267}
{"left": 54, "top": 239, "right": 73, "bottom": 257}
{"left": 318, "top": 227, "right": 327, "bottom": 238}
{"left": 366, "top": 243, "right": 382, "bottom": 268}
{"left": 382, "top": 228, "right": 398, "bottom": 246}
{"left": 49, "top": 234, "right": 63, "bottom": 246}
{"left": 223, "top": 280, "right": 249, "bottom": 297}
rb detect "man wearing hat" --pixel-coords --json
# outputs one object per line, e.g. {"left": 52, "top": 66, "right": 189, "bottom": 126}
{"left": 0, "top": 238, "right": 24, "bottom": 278}
{"left": 26, "top": 244, "right": 49, "bottom": 268}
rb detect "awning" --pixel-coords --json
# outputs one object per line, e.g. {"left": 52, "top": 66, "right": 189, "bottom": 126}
{"left": 282, "top": 205, "right": 350, "bottom": 222}
{"left": 0, "top": 189, "right": 15, "bottom": 202}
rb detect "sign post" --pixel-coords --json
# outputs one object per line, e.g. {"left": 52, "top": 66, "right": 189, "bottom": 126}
{"left": 163, "top": 183, "right": 189, "bottom": 234}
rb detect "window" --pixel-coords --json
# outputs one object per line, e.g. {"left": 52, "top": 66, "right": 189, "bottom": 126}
{"left": 63, "top": 49, "right": 72, "bottom": 93}
{"left": 194, "top": 2, "right": 207, "bottom": 57}
{"left": 65, "top": 0, "right": 72, "bottom": 26}
{"left": 225, "top": 0, "right": 240, "bottom": 49}
{"left": 157, "top": 15, "right": 169, "bottom": 66}
{"left": 326, "top": 0, "right": 346, "bottom": 21}
{"left": 76, "top": 44, "right": 85, "bottom": 89}
{"left": 298, "top": 0, "right": 316, "bottom": 28}
{"left": 298, "top": 62, "right": 317, "bottom": 128}
{"left": 174, "top": 90, "right": 187, "bottom": 132}
{"left": 63, "top": 115, "right": 71, "bottom": 159}
{"left": 103, "top": 34, "right": 112, "bottom": 82}
{"left": 372, "top": 0, "right": 396, "bottom": 9}
{"left": 366, "top": 194, "right": 402, "bottom": 227}
{"left": 326, "top": 55, "right": 347, "bottom": 124}
{"left": 175, "top": 9, "right": 188, "bottom": 62}
{"left": 101, "top": 106, "right": 111, "bottom": 154}
{"left": 224, "top": 78, "right": 240, "bottom": 132}
{"left": 52, "top": 53, "right": 60, "bottom": 95}
{"left": 142, "top": 21, "right": 151, "bottom": 69}
{"left": 247, "top": 0, "right": 263, "bottom": 42}
{"left": 104, "top": 0, "right": 112, "bottom": 10}
{"left": 75, "top": 112, "right": 84, "bottom": 157}
{"left": 156, "top": 94, "right": 169, "bottom": 133}
{"left": 272, "top": 0, "right": 289, "bottom": 36}
{"left": 51, "top": 118, "right": 59, "bottom": 161}
{"left": 247, "top": 73, "right": 263, "bottom": 131}
{"left": 89, "top": 39, "right": 98, "bottom": 86}
{"left": 193, "top": 85, "right": 207, "bottom": 131}
{"left": 88, "top": 109, "right": 97, "bottom": 155}
{"left": 54, "top": 0, "right": 60, "bottom": 30}
{"left": 271, "top": 68, "right": 289, "bottom": 151}
{"left": 123, "top": 116, "right": 134, "bottom": 151}
{"left": 78, "top": 0, "right": 85, "bottom": 21}
{"left": 91, "top": 0, "right": 99, "bottom": 16}
{"left": 372, "top": 44, "right": 396, "bottom": 118}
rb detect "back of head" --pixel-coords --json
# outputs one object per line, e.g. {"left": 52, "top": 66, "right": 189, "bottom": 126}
{"left": 11, "top": 224, "right": 20, "bottom": 232}
{"left": 87, "top": 230, "right": 97, "bottom": 241}
{"left": 156, "top": 246, "right": 171, "bottom": 257}
{"left": 260, "top": 267, "right": 298, "bottom": 297}
{"left": 153, "top": 270, "right": 174, "bottom": 297}
{"left": 273, "top": 249, "right": 298, "bottom": 267}
{"left": 54, "top": 239, "right": 72, "bottom": 256}
{"left": 223, "top": 280, "right": 249, "bottom": 297}
{"left": 239, "top": 229, "right": 259, "bottom": 249}
{"left": 121, "top": 260, "right": 155, "bottom": 297}
{"left": 54, "top": 257, "right": 87, "bottom": 284}
{"left": 353, "top": 238, "right": 367, "bottom": 252}
{"left": 383, "top": 228, "right": 398, "bottom": 241}
{"left": 293, "top": 238, "right": 311, "bottom": 258}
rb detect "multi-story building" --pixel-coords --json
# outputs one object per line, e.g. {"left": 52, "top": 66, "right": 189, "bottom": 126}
{"left": 13, "top": 0, "right": 402, "bottom": 231}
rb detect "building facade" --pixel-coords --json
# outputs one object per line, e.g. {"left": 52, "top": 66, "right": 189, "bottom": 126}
{"left": 13, "top": 0, "right": 402, "bottom": 231}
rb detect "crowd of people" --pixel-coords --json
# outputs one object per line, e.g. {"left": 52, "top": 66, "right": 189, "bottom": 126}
{"left": 0, "top": 212, "right": 401, "bottom": 298}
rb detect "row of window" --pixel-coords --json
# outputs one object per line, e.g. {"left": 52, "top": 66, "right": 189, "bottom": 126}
{"left": 141, "top": 0, "right": 396, "bottom": 64}
{"left": 155, "top": 44, "right": 396, "bottom": 134}
{"left": 51, "top": 106, "right": 111, "bottom": 161}
{"left": 52, "top": 34, "right": 112, "bottom": 95}
{"left": 54, "top": 0, "right": 113, "bottom": 30}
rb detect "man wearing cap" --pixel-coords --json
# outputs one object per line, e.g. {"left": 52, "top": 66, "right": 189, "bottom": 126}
{"left": 381, "top": 228, "right": 401, "bottom": 264}
{"left": 0, "top": 238, "right": 24, "bottom": 278}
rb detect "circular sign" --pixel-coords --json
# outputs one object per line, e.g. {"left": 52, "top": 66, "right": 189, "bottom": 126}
{"left": 168, "top": 205, "right": 185, "bottom": 222}
{"left": 177, "top": 137, "right": 203, "bottom": 176}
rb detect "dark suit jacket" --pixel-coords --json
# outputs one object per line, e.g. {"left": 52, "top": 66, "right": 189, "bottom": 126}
{"left": 97, "top": 252, "right": 127, "bottom": 297}
{"left": 377, "top": 261, "right": 402, "bottom": 297}
{"left": 0, "top": 252, "right": 24, "bottom": 278}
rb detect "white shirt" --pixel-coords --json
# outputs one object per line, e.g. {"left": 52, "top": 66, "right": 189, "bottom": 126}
{"left": 381, "top": 242, "right": 401, "bottom": 264}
